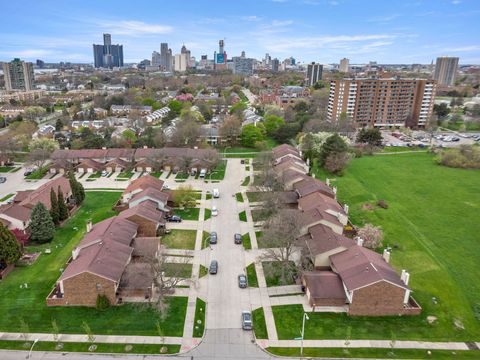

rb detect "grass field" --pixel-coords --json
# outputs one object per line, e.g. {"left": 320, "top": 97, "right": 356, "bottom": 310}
{"left": 0, "top": 191, "right": 187, "bottom": 336}
{"left": 0, "top": 166, "right": 14, "bottom": 172}
{"left": 267, "top": 347, "right": 478, "bottom": 359}
{"left": 173, "top": 207, "right": 200, "bottom": 221}
{"left": 0, "top": 340, "right": 181, "bottom": 354}
{"left": 235, "top": 192, "right": 244, "bottom": 202}
{"left": 273, "top": 152, "right": 480, "bottom": 342}
{"left": 162, "top": 229, "right": 196, "bottom": 250}
{"left": 246, "top": 263, "right": 259, "bottom": 288}
{"left": 252, "top": 307, "right": 268, "bottom": 339}
{"left": 209, "top": 160, "right": 227, "bottom": 180}
{"left": 193, "top": 298, "right": 206, "bottom": 338}
{"left": 242, "top": 233, "right": 252, "bottom": 250}
{"left": 239, "top": 211, "right": 247, "bottom": 222}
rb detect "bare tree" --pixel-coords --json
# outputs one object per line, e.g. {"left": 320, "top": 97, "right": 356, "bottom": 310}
{"left": 28, "top": 148, "right": 51, "bottom": 169}
{"left": 260, "top": 209, "right": 307, "bottom": 285}
{"left": 254, "top": 151, "right": 283, "bottom": 191}
{"left": 200, "top": 149, "right": 220, "bottom": 171}
{"left": 218, "top": 115, "right": 242, "bottom": 146}
{"left": 146, "top": 150, "right": 167, "bottom": 172}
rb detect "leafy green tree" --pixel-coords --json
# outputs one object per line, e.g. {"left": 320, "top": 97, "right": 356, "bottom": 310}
{"left": 240, "top": 124, "right": 265, "bottom": 147}
{"left": 68, "top": 172, "right": 85, "bottom": 205}
{"left": 49, "top": 188, "right": 60, "bottom": 225}
{"left": 168, "top": 100, "right": 182, "bottom": 116}
{"left": 141, "top": 98, "right": 161, "bottom": 111}
{"left": 229, "top": 101, "right": 247, "bottom": 118}
{"left": 57, "top": 187, "right": 69, "bottom": 221}
{"left": 356, "top": 128, "right": 383, "bottom": 146}
{"left": 28, "top": 203, "right": 55, "bottom": 243}
{"left": 29, "top": 138, "right": 59, "bottom": 152}
{"left": 264, "top": 115, "right": 285, "bottom": 136}
{"left": 274, "top": 122, "right": 301, "bottom": 143}
{"left": 433, "top": 103, "right": 450, "bottom": 118}
{"left": 0, "top": 223, "right": 21, "bottom": 265}
{"left": 319, "top": 133, "right": 349, "bottom": 166}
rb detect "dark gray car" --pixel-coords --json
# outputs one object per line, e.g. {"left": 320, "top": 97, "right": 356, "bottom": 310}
{"left": 209, "top": 260, "right": 218, "bottom": 274}
{"left": 242, "top": 311, "right": 252, "bottom": 330}
{"left": 234, "top": 233, "right": 242, "bottom": 244}
{"left": 210, "top": 231, "right": 218, "bottom": 244}
{"left": 238, "top": 274, "right": 247, "bottom": 288}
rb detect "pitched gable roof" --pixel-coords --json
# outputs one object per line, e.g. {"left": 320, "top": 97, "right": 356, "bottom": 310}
{"left": 330, "top": 245, "right": 408, "bottom": 291}
{"left": 118, "top": 200, "right": 165, "bottom": 224}
{"left": 303, "top": 224, "right": 355, "bottom": 256}
{"left": 294, "top": 178, "right": 335, "bottom": 198}
{"left": 129, "top": 187, "right": 169, "bottom": 205}
{"left": 124, "top": 175, "right": 164, "bottom": 195}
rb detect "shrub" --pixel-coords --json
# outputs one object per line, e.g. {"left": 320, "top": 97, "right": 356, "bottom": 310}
{"left": 324, "top": 152, "right": 352, "bottom": 175}
{"left": 96, "top": 294, "right": 110, "bottom": 311}
{"left": 437, "top": 145, "right": 480, "bottom": 169}
{"left": 377, "top": 200, "right": 389, "bottom": 209}
{"left": 357, "top": 223, "right": 384, "bottom": 249}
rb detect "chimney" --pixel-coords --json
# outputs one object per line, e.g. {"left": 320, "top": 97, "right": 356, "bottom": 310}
{"left": 404, "top": 272, "right": 410, "bottom": 286}
{"left": 356, "top": 237, "right": 364, "bottom": 247}
{"left": 86, "top": 220, "right": 93, "bottom": 233}
{"left": 326, "top": 178, "right": 330, "bottom": 186}
{"left": 72, "top": 247, "right": 80, "bottom": 260}
{"left": 400, "top": 269, "right": 406, "bottom": 282}
{"left": 143, "top": 145, "right": 148, "bottom": 149}
{"left": 343, "top": 204, "right": 349, "bottom": 214}
{"left": 383, "top": 249, "right": 390, "bottom": 263}
{"left": 333, "top": 187, "right": 337, "bottom": 195}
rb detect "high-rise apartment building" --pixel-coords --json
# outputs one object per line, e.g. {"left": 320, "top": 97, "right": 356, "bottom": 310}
{"left": 339, "top": 58, "right": 349, "bottom": 73}
{"left": 233, "top": 54, "right": 254, "bottom": 76}
{"left": 174, "top": 53, "right": 188, "bottom": 72}
{"left": 327, "top": 78, "right": 436, "bottom": 128}
{"left": 151, "top": 51, "right": 161, "bottom": 66}
{"left": 271, "top": 58, "right": 279, "bottom": 73}
{"left": 3, "top": 58, "right": 35, "bottom": 91}
{"left": 159, "top": 43, "right": 172, "bottom": 71}
{"left": 433, "top": 56, "right": 459, "bottom": 86}
{"left": 93, "top": 33, "right": 124, "bottom": 68}
{"left": 306, "top": 63, "right": 323, "bottom": 86}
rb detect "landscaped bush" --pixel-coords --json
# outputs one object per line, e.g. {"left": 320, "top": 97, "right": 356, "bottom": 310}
{"left": 377, "top": 199, "right": 389, "bottom": 209}
{"left": 437, "top": 145, "right": 480, "bottom": 169}
{"left": 96, "top": 294, "right": 110, "bottom": 311}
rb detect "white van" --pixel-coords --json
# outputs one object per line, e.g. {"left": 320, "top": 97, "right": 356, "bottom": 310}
{"left": 199, "top": 168, "right": 207, "bottom": 178}
{"left": 213, "top": 188, "right": 220, "bottom": 198}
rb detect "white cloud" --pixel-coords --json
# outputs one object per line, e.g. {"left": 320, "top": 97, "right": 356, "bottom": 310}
{"left": 271, "top": 0, "right": 288, "bottom": 2}
{"left": 443, "top": 45, "right": 480, "bottom": 52}
{"left": 99, "top": 20, "right": 173, "bottom": 36}
{"left": 270, "top": 19, "right": 294, "bottom": 27}
{"left": 241, "top": 15, "right": 260, "bottom": 21}
{"left": 451, "top": 0, "right": 461, "bottom": 4}
{"left": 368, "top": 14, "right": 401, "bottom": 23}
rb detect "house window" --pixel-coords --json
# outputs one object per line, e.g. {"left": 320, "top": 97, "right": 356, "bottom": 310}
{"left": 96, "top": 283, "right": 102, "bottom": 291}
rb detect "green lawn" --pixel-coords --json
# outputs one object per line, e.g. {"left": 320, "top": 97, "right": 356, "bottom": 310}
{"left": 0, "top": 193, "right": 14, "bottom": 202}
{"left": 242, "top": 233, "right": 252, "bottom": 250}
{"left": 267, "top": 347, "right": 478, "bottom": 359}
{"left": 246, "top": 263, "right": 259, "bottom": 288}
{"left": 162, "top": 229, "right": 196, "bottom": 250}
{"left": 163, "top": 263, "right": 193, "bottom": 278}
{"left": 252, "top": 307, "right": 268, "bottom": 339}
{"left": 25, "top": 167, "right": 48, "bottom": 180}
{"left": 251, "top": 209, "right": 269, "bottom": 222}
{"left": 241, "top": 176, "right": 250, "bottom": 186}
{"left": 255, "top": 231, "right": 269, "bottom": 249}
{"left": 235, "top": 192, "right": 244, "bottom": 202}
{"left": 209, "top": 160, "right": 227, "bottom": 180}
{"left": 272, "top": 152, "right": 480, "bottom": 342}
{"left": 149, "top": 171, "right": 163, "bottom": 178}
{"left": 204, "top": 208, "right": 211, "bottom": 220}
{"left": 173, "top": 207, "right": 200, "bottom": 221}
{"left": 87, "top": 171, "right": 101, "bottom": 179}
{"left": 0, "top": 191, "right": 187, "bottom": 336}
{"left": 116, "top": 171, "right": 134, "bottom": 179}
{"left": 175, "top": 172, "right": 189, "bottom": 180}
{"left": 246, "top": 191, "right": 268, "bottom": 202}
{"left": 201, "top": 231, "right": 211, "bottom": 249}
{"left": 0, "top": 166, "right": 14, "bottom": 172}
{"left": 199, "top": 265, "right": 208, "bottom": 278}
{"left": 239, "top": 211, "right": 247, "bottom": 222}
{"left": 0, "top": 340, "right": 180, "bottom": 354}
{"left": 193, "top": 298, "right": 206, "bottom": 338}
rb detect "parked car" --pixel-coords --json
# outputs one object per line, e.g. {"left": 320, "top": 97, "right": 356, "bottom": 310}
{"left": 241, "top": 311, "right": 252, "bottom": 330}
{"left": 234, "top": 233, "right": 242, "bottom": 244}
{"left": 210, "top": 231, "right": 217, "bottom": 244}
{"left": 101, "top": 170, "right": 108, "bottom": 177}
{"left": 199, "top": 168, "right": 207, "bottom": 178}
{"left": 238, "top": 274, "right": 247, "bottom": 288}
{"left": 211, "top": 206, "right": 218, "bottom": 216}
{"left": 162, "top": 184, "right": 170, "bottom": 190}
{"left": 213, "top": 188, "right": 220, "bottom": 198}
{"left": 209, "top": 260, "right": 218, "bottom": 274}
{"left": 4, "top": 162, "right": 14, "bottom": 166}
{"left": 0, "top": 176, "right": 6, "bottom": 183}
{"left": 24, "top": 169, "right": 33, "bottom": 176}
{"left": 167, "top": 215, "right": 182, "bottom": 223}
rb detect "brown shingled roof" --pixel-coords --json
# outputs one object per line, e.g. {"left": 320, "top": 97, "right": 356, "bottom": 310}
{"left": 129, "top": 187, "right": 169, "bottom": 206}
{"left": 293, "top": 178, "right": 335, "bottom": 199}
{"left": 330, "top": 245, "right": 408, "bottom": 291}
{"left": 298, "top": 191, "right": 345, "bottom": 214}
{"left": 303, "top": 271, "right": 346, "bottom": 300}
{"left": 118, "top": 200, "right": 166, "bottom": 224}
{"left": 124, "top": 175, "right": 164, "bottom": 195}
{"left": 76, "top": 159, "right": 104, "bottom": 171}
{"left": 303, "top": 224, "right": 355, "bottom": 256}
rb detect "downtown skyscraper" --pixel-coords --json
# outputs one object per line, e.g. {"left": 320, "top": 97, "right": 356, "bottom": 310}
{"left": 433, "top": 56, "right": 459, "bottom": 86}
{"left": 93, "top": 33, "right": 124, "bottom": 68}
{"left": 2, "top": 58, "right": 34, "bottom": 91}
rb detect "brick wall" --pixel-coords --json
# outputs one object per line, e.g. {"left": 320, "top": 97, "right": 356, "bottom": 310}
{"left": 62, "top": 272, "right": 116, "bottom": 307}
{"left": 348, "top": 281, "right": 408, "bottom": 316}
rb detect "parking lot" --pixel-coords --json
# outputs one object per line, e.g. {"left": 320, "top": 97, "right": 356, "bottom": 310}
{"left": 382, "top": 130, "right": 480, "bottom": 148}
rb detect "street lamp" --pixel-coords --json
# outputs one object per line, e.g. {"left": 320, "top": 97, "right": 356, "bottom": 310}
{"left": 26, "top": 338, "right": 39, "bottom": 359}
{"left": 300, "top": 313, "right": 309, "bottom": 358}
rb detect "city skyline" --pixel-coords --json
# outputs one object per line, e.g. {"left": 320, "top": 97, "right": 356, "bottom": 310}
{"left": 0, "top": 0, "right": 479, "bottom": 64}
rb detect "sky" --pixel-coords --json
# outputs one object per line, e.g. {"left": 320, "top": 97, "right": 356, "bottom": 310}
{"left": 0, "top": 0, "right": 479, "bottom": 65}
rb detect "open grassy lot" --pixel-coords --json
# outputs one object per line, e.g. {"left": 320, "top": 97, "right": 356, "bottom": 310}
{"left": 163, "top": 263, "right": 193, "bottom": 278}
{"left": 252, "top": 307, "right": 268, "bottom": 339}
{"left": 242, "top": 233, "right": 252, "bottom": 250}
{"left": 116, "top": 171, "right": 134, "bottom": 179}
{"left": 267, "top": 347, "right": 478, "bottom": 359}
{"left": 0, "top": 191, "right": 187, "bottom": 336}
{"left": 0, "top": 340, "right": 181, "bottom": 354}
{"left": 173, "top": 207, "right": 200, "bottom": 221}
{"left": 193, "top": 298, "right": 206, "bottom": 338}
{"left": 273, "top": 152, "right": 480, "bottom": 341}
{"left": 162, "top": 229, "right": 196, "bottom": 250}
